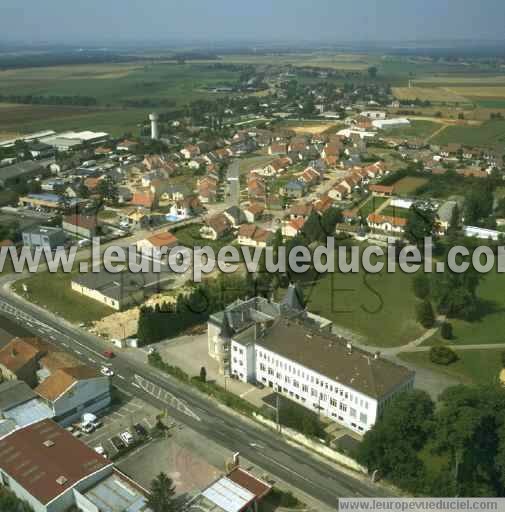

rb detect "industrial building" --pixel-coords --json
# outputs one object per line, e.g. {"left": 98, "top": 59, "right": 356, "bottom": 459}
{"left": 0, "top": 419, "right": 151, "bottom": 512}
{"left": 0, "top": 160, "right": 46, "bottom": 188}
{"left": 22, "top": 226, "right": 66, "bottom": 251}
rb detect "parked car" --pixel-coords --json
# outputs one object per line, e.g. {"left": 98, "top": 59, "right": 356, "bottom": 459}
{"left": 133, "top": 423, "right": 147, "bottom": 438}
{"left": 103, "top": 350, "right": 115, "bottom": 359}
{"left": 80, "top": 423, "right": 95, "bottom": 434}
{"left": 111, "top": 436, "right": 125, "bottom": 451}
{"left": 94, "top": 445, "right": 107, "bottom": 458}
{"left": 100, "top": 366, "right": 114, "bottom": 377}
{"left": 120, "top": 431, "right": 134, "bottom": 446}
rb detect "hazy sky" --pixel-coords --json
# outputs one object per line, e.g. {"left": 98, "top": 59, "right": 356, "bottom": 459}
{"left": 1, "top": 0, "right": 505, "bottom": 44}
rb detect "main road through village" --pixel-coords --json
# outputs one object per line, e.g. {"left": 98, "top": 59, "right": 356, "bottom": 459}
{"left": 0, "top": 278, "right": 391, "bottom": 507}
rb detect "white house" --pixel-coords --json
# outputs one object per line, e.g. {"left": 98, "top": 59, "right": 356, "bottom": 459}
{"left": 230, "top": 318, "right": 414, "bottom": 434}
{"left": 35, "top": 366, "right": 111, "bottom": 426}
{"left": 367, "top": 214, "right": 407, "bottom": 234}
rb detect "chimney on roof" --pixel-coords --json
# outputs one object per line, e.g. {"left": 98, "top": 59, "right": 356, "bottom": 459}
{"left": 56, "top": 476, "right": 68, "bottom": 486}
{"left": 43, "top": 440, "right": 55, "bottom": 448}
{"left": 374, "top": 351, "right": 381, "bottom": 360}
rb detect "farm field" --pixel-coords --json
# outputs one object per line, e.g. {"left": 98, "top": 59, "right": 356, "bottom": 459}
{"left": 385, "top": 120, "right": 440, "bottom": 140}
{"left": 277, "top": 120, "right": 342, "bottom": 135}
{"left": 300, "top": 252, "right": 425, "bottom": 347}
{"left": 0, "top": 103, "right": 151, "bottom": 137}
{"left": 398, "top": 349, "right": 503, "bottom": 386}
{"left": 0, "top": 62, "right": 240, "bottom": 135}
{"left": 431, "top": 119, "right": 505, "bottom": 146}
{"left": 392, "top": 86, "right": 470, "bottom": 103}
{"left": 220, "top": 52, "right": 377, "bottom": 71}
{"left": 392, "top": 176, "right": 429, "bottom": 195}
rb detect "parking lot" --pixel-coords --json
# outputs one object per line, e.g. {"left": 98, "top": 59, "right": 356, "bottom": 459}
{"left": 79, "top": 395, "right": 162, "bottom": 459}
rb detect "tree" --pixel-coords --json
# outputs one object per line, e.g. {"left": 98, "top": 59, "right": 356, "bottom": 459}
{"left": 200, "top": 366, "right": 207, "bottom": 383}
{"left": 440, "top": 322, "right": 453, "bottom": 340}
{"left": 430, "top": 346, "right": 458, "bottom": 365}
{"left": 147, "top": 473, "right": 177, "bottom": 512}
{"left": 405, "top": 206, "right": 435, "bottom": 246}
{"left": 368, "top": 66, "right": 378, "bottom": 79}
{"left": 320, "top": 207, "right": 343, "bottom": 237}
{"left": 431, "top": 267, "right": 482, "bottom": 320}
{"left": 302, "top": 211, "right": 326, "bottom": 243}
{"left": 417, "top": 300, "right": 435, "bottom": 328}
{"left": 357, "top": 390, "right": 434, "bottom": 493}
{"left": 464, "top": 184, "right": 493, "bottom": 226}
{"left": 413, "top": 273, "right": 430, "bottom": 300}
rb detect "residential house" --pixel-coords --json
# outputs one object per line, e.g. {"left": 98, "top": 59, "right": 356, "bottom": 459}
{"left": 369, "top": 184, "right": 394, "bottom": 197}
{"left": 200, "top": 213, "right": 233, "bottom": 240}
{"left": 313, "top": 195, "right": 334, "bottom": 215}
{"left": 263, "top": 157, "right": 292, "bottom": 176}
{"left": 282, "top": 218, "right": 305, "bottom": 238}
{"left": 137, "top": 231, "right": 178, "bottom": 260}
{"left": 268, "top": 143, "right": 288, "bottom": 155}
{"left": 198, "top": 175, "right": 219, "bottom": 204}
{"left": 239, "top": 203, "right": 263, "bottom": 224}
{"left": 62, "top": 215, "right": 97, "bottom": 239}
{"left": 281, "top": 180, "right": 306, "bottom": 199}
{"left": 0, "top": 337, "right": 48, "bottom": 387}
{"left": 328, "top": 184, "right": 349, "bottom": 201}
{"left": 224, "top": 206, "right": 247, "bottom": 228}
{"left": 289, "top": 202, "right": 313, "bottom": 221}
{"left": 169, "top": 195, "right": 202, "bottom": 220}
{"left": 248, "top": 175, "right": 266, "bottom": 202}
{"left": 299, "top": 167, "right": 321, "bottom": 188}
{"left": 35, "top": 365, "right": 111, "bottom": 426}
{"left": 130, "top": 191, "right": 158, "bottom": 210}
{"left": 237, "top": 225, "right": 272, "bottom": 248}
{"left": 180, "top": 144, "right": 201, "bottom": 160}
{"left": 367, "top": 214, "right": 407, "bottom": 234}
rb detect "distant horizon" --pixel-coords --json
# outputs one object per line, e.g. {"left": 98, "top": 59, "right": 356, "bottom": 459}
{"left": 1, "top": 0, "right": 505, "bottom": 47}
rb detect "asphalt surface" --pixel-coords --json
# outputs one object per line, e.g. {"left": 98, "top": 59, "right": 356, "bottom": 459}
{"left": 0, "top": 287, "right": 391, "bottom": 506}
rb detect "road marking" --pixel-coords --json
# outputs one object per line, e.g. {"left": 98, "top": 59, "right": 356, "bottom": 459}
{"left": 88, "top": 358, "right": 96, "bottom": 363}
{"left": 134, "top": 374, "right": 201, "bottom": 422}
{"left": 75, "top": 350, "right": 83, "bottom": 355}
{"left": 117, "top": 374, "right": 126, "bottom": 380}
{"left": 240, "top": 387, "right": 257, "bottom": 398}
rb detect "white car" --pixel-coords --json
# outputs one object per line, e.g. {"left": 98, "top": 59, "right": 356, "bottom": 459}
{"left": 120, "top": 431, "right": 134, "bottom": 446}
{"left": 80, "top": 423, "right": 95, "bottom": 434}
{"left": 94, "top": 445, "right": 106, "bottom": 458}
{"left": 101, "top": 366, "right": 114, "bottom": 377}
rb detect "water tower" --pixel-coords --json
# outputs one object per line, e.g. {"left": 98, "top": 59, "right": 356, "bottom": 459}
{"left": 149, "top": 113, "right": 159, "bottom": 140}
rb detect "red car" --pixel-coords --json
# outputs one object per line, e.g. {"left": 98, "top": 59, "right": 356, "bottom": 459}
{"left": 103, "top": 350, "right": 115, "bottom": 359}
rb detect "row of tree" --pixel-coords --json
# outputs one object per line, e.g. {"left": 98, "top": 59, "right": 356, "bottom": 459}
{"left": 358, "top": 385, "right": 505, "bottom": 496}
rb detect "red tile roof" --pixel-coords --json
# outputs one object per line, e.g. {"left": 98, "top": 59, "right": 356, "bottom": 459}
{"left": 368, "top": 214, "right": 408, "bottom": 227}
{"left": 0, "top": 419, "right": 112, "bottom": 505}
{"left": 146, "top": 231, "right": 178, "bottom": 248}
{"left": 227, "top": 468, "right": 271, "bottom": 500}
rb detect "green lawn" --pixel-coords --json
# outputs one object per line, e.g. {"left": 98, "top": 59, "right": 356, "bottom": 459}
{"left": 381, "top": 206, "right": 410, "bottom": 219}
{"left": 172, "top": 224, "right": 237, "bottom": 253}
{"left": 386, "top": 120, "right": 440, "bottom": 140}
{"left": 434, "top": 270, "right": 505, "bottom": 345}
{"left": 357, "top": 196, "right": 388, "bottom": 217}
{"left": 300, "top": 253, "right": 425, "bottom": 347}
{"left": 432, "top": 120, "right": 505, "bottom": 147}
{"left": 398, "top": 349, "right": 503, "bottom": 386}
{"left": 14, "top": 270, "right": 114, "bottom": 324}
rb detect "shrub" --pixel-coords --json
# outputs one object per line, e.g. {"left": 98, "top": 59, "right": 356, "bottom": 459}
{"left": 417, "top": 300, "right": 435, "bottom": 328}
{"left": 430, "top": 346, "right": 458, "bottom": 366}
{"left": 440, "top": 322, "right": 453, "bottom": 340}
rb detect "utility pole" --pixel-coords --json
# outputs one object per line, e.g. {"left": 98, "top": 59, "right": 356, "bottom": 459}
{"left": 276, "top": 394, "right": 281, "bottom": 433}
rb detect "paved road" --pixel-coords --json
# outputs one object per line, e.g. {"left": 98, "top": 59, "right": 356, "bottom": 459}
{"left": 0, "top": 288, "right": 391, "bottom": 505}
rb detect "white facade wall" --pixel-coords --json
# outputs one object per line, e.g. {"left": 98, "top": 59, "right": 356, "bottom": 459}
{"left": 53, "top": 378, "right": 111, "bottom": 426}
{"left": 231, "top": 340, "right": 413, "bottom": 434}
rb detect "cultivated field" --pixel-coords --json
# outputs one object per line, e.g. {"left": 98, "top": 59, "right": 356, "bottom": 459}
{"left": 386, "top": 120, "right": 440, "bottom": 140}
{"left": 279, "top": 121, "right": 342, "bottom": 135}
{"left": 393, "top": 86, "right": 470, "bottom": 103}
{"left": 392, "top": 176, "right": 429, "bottom": 195}
{"left": 432, "top": 119, "right": 505, "bottom": 146}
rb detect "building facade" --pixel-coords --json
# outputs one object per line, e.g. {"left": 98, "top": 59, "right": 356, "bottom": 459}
{"left": 229, "top": 319, "right": 414, "bottom": 434}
